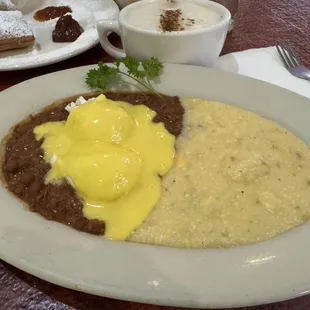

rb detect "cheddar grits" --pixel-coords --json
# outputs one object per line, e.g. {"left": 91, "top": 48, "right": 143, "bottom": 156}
{"left": 129, "top": 98, "right": 310, "bottom": 248}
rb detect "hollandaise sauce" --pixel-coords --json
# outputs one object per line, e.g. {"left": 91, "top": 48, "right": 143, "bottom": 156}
{"left": 33, "top": 95, "right": 175, "bottom": 240}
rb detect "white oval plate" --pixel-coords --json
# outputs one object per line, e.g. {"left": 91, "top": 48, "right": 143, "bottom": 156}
{"left": 1, "top": 64, "right": 310, "bottom": 309}
{"left": 0, "top": 0, "right": 119, "bottom": 71}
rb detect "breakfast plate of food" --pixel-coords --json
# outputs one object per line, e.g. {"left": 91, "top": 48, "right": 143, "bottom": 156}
{"left": 0, "top": 58, "right": 310, "bottom": 308}
{"left": 0, "top": 0, "right": 119, "bottom": 71}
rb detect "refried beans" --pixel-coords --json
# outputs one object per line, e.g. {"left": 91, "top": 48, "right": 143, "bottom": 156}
{"left": 1, "top": 91, "right": 184, "bottom": 236}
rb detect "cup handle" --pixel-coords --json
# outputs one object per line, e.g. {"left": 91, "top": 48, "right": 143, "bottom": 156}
{"left": 97, "top": 19, "right": 126, "bottom": 59}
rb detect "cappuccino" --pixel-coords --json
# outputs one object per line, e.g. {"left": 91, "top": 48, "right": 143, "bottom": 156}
{"left": 125, "top": 0, "right": 223, "bottom": 32}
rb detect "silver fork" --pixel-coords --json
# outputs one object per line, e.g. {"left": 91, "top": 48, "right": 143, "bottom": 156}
{"left": 276, "top": 44, "right": 310, "bottom": 81}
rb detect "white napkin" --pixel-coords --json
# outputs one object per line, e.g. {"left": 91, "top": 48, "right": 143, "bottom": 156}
{"left": 217, "top": 46, "right": 310, "bottom": 99}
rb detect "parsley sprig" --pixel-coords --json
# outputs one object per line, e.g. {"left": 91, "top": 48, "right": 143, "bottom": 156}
{"left": 86, "top": 56, "right": 163, "bottom": 95}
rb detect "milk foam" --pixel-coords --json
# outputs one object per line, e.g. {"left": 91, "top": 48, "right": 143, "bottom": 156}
{"left": 125, "top": 0, "right": 223, "bottom": 32}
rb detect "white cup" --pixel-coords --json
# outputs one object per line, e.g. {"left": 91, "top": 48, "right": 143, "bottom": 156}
{"left": 97, "top": 0, "right": 231, "bottom": 67}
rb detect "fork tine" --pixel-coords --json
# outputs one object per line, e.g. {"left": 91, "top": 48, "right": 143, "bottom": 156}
{"left": 283, "top": 44, "right": 301, "bottom": 67}
{"left": 280, "top": 44, "right": 296, "bottom": 68}
{"left": 276, "top": 45, "right": 290, "bottom": 68}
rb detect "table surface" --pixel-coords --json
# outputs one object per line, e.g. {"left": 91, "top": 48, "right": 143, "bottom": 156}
{"left": 0, "top": 0, "right": 310, "bottom": 309}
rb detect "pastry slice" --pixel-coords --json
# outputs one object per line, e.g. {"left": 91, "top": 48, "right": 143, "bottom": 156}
{"left": 0, "top": 0, "right": 16, "bottom": 11}
{"left": 0, "top": 11, "right": 34, "bottom": 52}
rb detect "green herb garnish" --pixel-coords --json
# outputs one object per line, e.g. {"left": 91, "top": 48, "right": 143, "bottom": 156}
{"left": 86, "top": 56, "right": 163, "bottom": 95}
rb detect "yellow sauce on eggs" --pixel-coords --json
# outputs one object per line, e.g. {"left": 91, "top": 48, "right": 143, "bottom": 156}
{"left": 34, "top": 94, "right": 175, "bottom": 240}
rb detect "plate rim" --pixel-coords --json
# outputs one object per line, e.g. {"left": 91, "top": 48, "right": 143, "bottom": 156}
{"left": 0, "top": 39, "right": 100, "bottom": 71}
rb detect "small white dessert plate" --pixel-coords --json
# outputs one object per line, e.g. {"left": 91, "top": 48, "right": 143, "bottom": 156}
{"left": 0, "top": 64, "right": 310, "bottom": 308}
{"left": 0, "top": 0, "right": 119, "bottom": 71}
